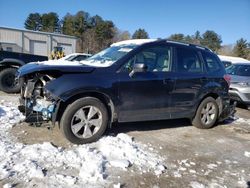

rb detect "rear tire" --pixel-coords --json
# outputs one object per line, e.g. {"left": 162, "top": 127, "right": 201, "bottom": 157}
{"left": 0, "top": 67, "right": 22, "bottom": 93}
{"left": 192, "top": 97, "right": 219, "bottom": 129}
{"left": 60, "top": 97, "right": 108, "bottom": 144}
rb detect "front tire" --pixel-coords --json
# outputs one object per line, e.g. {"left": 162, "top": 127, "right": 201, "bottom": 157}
{"left": 0, "top": 67, "right": 22, "bottom": 93}
{"left": 60, "top": 97, "right": 108, "bottom": 144}
{"left": 192, "top": 97, "right": 219, "bottom": 129}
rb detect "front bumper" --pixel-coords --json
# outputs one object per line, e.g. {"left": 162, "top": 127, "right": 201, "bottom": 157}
{"left": 18, "top": 97, "right": 56, "bottom": 124}
{"left": 18, "top": 98, "right": 44, "bottom": 123}
{"left": 229, "top": 85, "right": 250, "bottom": 105}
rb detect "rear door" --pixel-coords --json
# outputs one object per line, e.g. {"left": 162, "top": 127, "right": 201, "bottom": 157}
{"left": 171, "top": 47, "right": 207, "bottom": 118}
{"left": 117, "top": 44, "right": 175, "bottom": 122}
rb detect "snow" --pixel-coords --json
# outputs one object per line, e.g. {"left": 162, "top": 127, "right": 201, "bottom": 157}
{"left": 3, "top": 184, "right": 12, "bottom": 188}
{"left": 207, "top": 163, "right": 218, "bottom": 169}
{"left": 111, "top": 39, "right": 157, "bottom": 47}
{"left": 113, "top": 183, "right": 121, "bottom": 188}
{"left": 190, "top": 181, "right": 205, "bottom": 188}
{"left": 37, "top": 59, "right": 83, "bottom": 66}
{"left": 233, "top": 117, "right": 250, "bottom": 125}
{"left": 109, "top": 160, "right": 130, "bottom": 169}
{"left": 244, "top": 151, "right": 250, "bottom": 157}
{"left": 0, "top": 101, "right": 165, "bottom": 187}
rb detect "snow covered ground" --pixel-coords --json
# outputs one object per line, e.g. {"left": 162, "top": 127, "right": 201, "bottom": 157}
{"left": 0, "top": 95, "right": 250, "bottom": 188}
{"left": 0, "top": 101, "right": 166, "bottom": 187}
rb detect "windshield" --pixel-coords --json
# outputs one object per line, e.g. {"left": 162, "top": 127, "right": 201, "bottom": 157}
{"left": 226, "top": 64, "right": 250, "bottom": 76}
{"left": 81, "top": 45, "right": 138, "bottom": 67}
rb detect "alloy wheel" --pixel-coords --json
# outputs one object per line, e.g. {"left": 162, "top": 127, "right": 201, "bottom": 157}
{"left": 71, "top": 106, "right": 103, "bottom": 139}
{"left": 200, "top": 102, "right": 216, "bottom": 125}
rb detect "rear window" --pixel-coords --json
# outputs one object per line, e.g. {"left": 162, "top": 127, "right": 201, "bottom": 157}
{"left": 202, "top": 52, "right": 222, "bottom": 72}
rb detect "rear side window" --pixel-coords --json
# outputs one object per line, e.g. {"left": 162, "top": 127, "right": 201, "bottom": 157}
{"left": 176, "top": 47, "right": 202, "bottom": 73}
{"left": 202, "top": 52, "right": 222, "bottom": 73}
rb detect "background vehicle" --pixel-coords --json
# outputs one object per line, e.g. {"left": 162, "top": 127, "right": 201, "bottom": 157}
{"left": 0, "top": 50, "right": 48, "bottom": 93}
{"left": 218, "top": 55, "right": 250, "bottom": 64}
{"left": 60, "top": 53, "right": 92, "bottom": 61}
{"left": 226, "top": 63, "right": 250, "bottom": 108}
{"left": 221, "top": 60, "right": 232, "bottom": 68}
{"left": 18, "top": 39, "right": 233, "bottom": 144}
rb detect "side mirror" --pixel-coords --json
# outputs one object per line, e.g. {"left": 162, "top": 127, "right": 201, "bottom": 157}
{"left": 129, "top": 63, "right": 147, "bottom": 77}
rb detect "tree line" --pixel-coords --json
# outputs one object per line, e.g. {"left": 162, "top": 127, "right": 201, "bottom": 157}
{"left": 24, "top": 11, "right": 148, "bottom": 54}
{"left": 24, "top": 11, "right": 250, "bottom": 59}
{"left": 168, "top": 31, "right": 250, "bottom": 60}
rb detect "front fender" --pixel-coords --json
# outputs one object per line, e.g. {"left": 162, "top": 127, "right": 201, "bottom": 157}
{"left": 45, "top": 73, "right": 118, "bottom": 103}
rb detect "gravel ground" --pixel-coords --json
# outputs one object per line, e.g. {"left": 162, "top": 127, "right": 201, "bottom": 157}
{"left": 1, "top": 92, "right": 250, "bottom": 188}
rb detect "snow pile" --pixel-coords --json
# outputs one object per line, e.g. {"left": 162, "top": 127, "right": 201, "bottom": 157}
{"left": 0, "top": 101, "right": 166, "bottom": 187}
{"left": 233, "top": 117, "right": 250, "bottom": 125}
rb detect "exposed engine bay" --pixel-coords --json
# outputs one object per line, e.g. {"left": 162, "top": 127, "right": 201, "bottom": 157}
{"left": 19, "top": 73, "right": 59, "bottom": 125}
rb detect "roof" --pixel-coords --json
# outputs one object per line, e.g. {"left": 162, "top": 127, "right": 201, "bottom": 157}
{"left": 111, "top": 39, "right": 157, "bottom": 46}
{"left": 0, "top": 26, "right": 78, "bottom": 39}
{"left": 111, "top": 39, "right": 212, "bottom": 53}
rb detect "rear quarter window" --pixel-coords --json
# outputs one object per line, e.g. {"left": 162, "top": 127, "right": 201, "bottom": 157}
{"left": 176, "top": 47, "right": 203, "bottom": 73}
{"left": 202, "top": 52, "right": 223, "bottom": 73}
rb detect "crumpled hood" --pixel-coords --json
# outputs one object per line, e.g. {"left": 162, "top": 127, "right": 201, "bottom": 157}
{"left": 17, "top": 60, "right": 96, "bottom": 77}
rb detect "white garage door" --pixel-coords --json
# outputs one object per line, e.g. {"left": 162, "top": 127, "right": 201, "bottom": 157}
{"left": 58, "top": 43, "right": 73, "bottom": 55}
{"left": 30, "top": 40, "right": 47, "bottom": 56}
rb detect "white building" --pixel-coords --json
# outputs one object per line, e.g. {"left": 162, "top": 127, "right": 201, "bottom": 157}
{"left": 0, "top": 26, "right": 77, "bottom": 57}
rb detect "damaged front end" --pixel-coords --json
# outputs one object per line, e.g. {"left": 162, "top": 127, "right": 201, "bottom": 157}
{"left": 18, "top": 73, "right": 60, "bottom": 126}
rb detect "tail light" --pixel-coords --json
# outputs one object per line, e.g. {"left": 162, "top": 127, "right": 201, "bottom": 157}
{"left": 223, "top": 74, "right": 231, "bottom": 86}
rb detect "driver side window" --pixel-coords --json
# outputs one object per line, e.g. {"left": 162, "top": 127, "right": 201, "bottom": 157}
{"left": 122, "top": 46, "right": 171, "bottom": 72}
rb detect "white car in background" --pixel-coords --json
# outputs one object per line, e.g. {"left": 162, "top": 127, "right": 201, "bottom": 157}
{"left": 218, "top": 55, "right": 250, "bottom": 68}
{"left": 60, "top": 53, "right": 92, "bottom": 62}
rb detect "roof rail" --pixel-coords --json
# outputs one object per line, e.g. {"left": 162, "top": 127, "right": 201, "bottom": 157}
{"left": 189, "top": 44, "right": 213, "bottom": 52}
{"left": 166, "top": 40, "right": 213, "bottom": 52}
{"left": 166, "top": 40, "right": 189, "bottom": 46}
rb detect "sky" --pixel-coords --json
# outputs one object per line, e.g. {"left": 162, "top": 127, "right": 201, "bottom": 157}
{"left": 0, "top": 0, "right": 249, "bottom": 45}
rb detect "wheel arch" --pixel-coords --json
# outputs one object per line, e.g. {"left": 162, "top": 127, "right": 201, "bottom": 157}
{"left": 194, "top": 92, "right": 223, "bottom": 119}
{"left": 56, "top": 91, "right": 117, "bottom": 127}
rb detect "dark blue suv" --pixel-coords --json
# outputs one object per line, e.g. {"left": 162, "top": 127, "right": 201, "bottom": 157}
{"left": 18, "top": 39, "right": 233, "bottom": 144}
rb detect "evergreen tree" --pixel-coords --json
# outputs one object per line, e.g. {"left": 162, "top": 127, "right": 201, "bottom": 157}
{"left": 41, "top": 12, "right": 60, "bottom": 33}
{"left": 24, "top": 13, "right": 42, "bottom": 31}
{"left": 132, "top": 29, "right": 149, "bottom": 39}
{"left": 62, "top": 13, "right": 75, "bottom": 35}
{"left": 233, "top": 38, "right": 249, "bottom": 59}
{"left": 201, "top": 30, "right": 222, "bottom": 52}
{"left": 168, "top": 33, "right": 185, "bottom": 42}
{"left": 94, "top": 20, "right": 115, "bottom": 51}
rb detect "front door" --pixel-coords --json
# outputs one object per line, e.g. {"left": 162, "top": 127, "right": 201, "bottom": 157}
{"left": 117, "top": 45, "right": 175, "bottom": 122}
